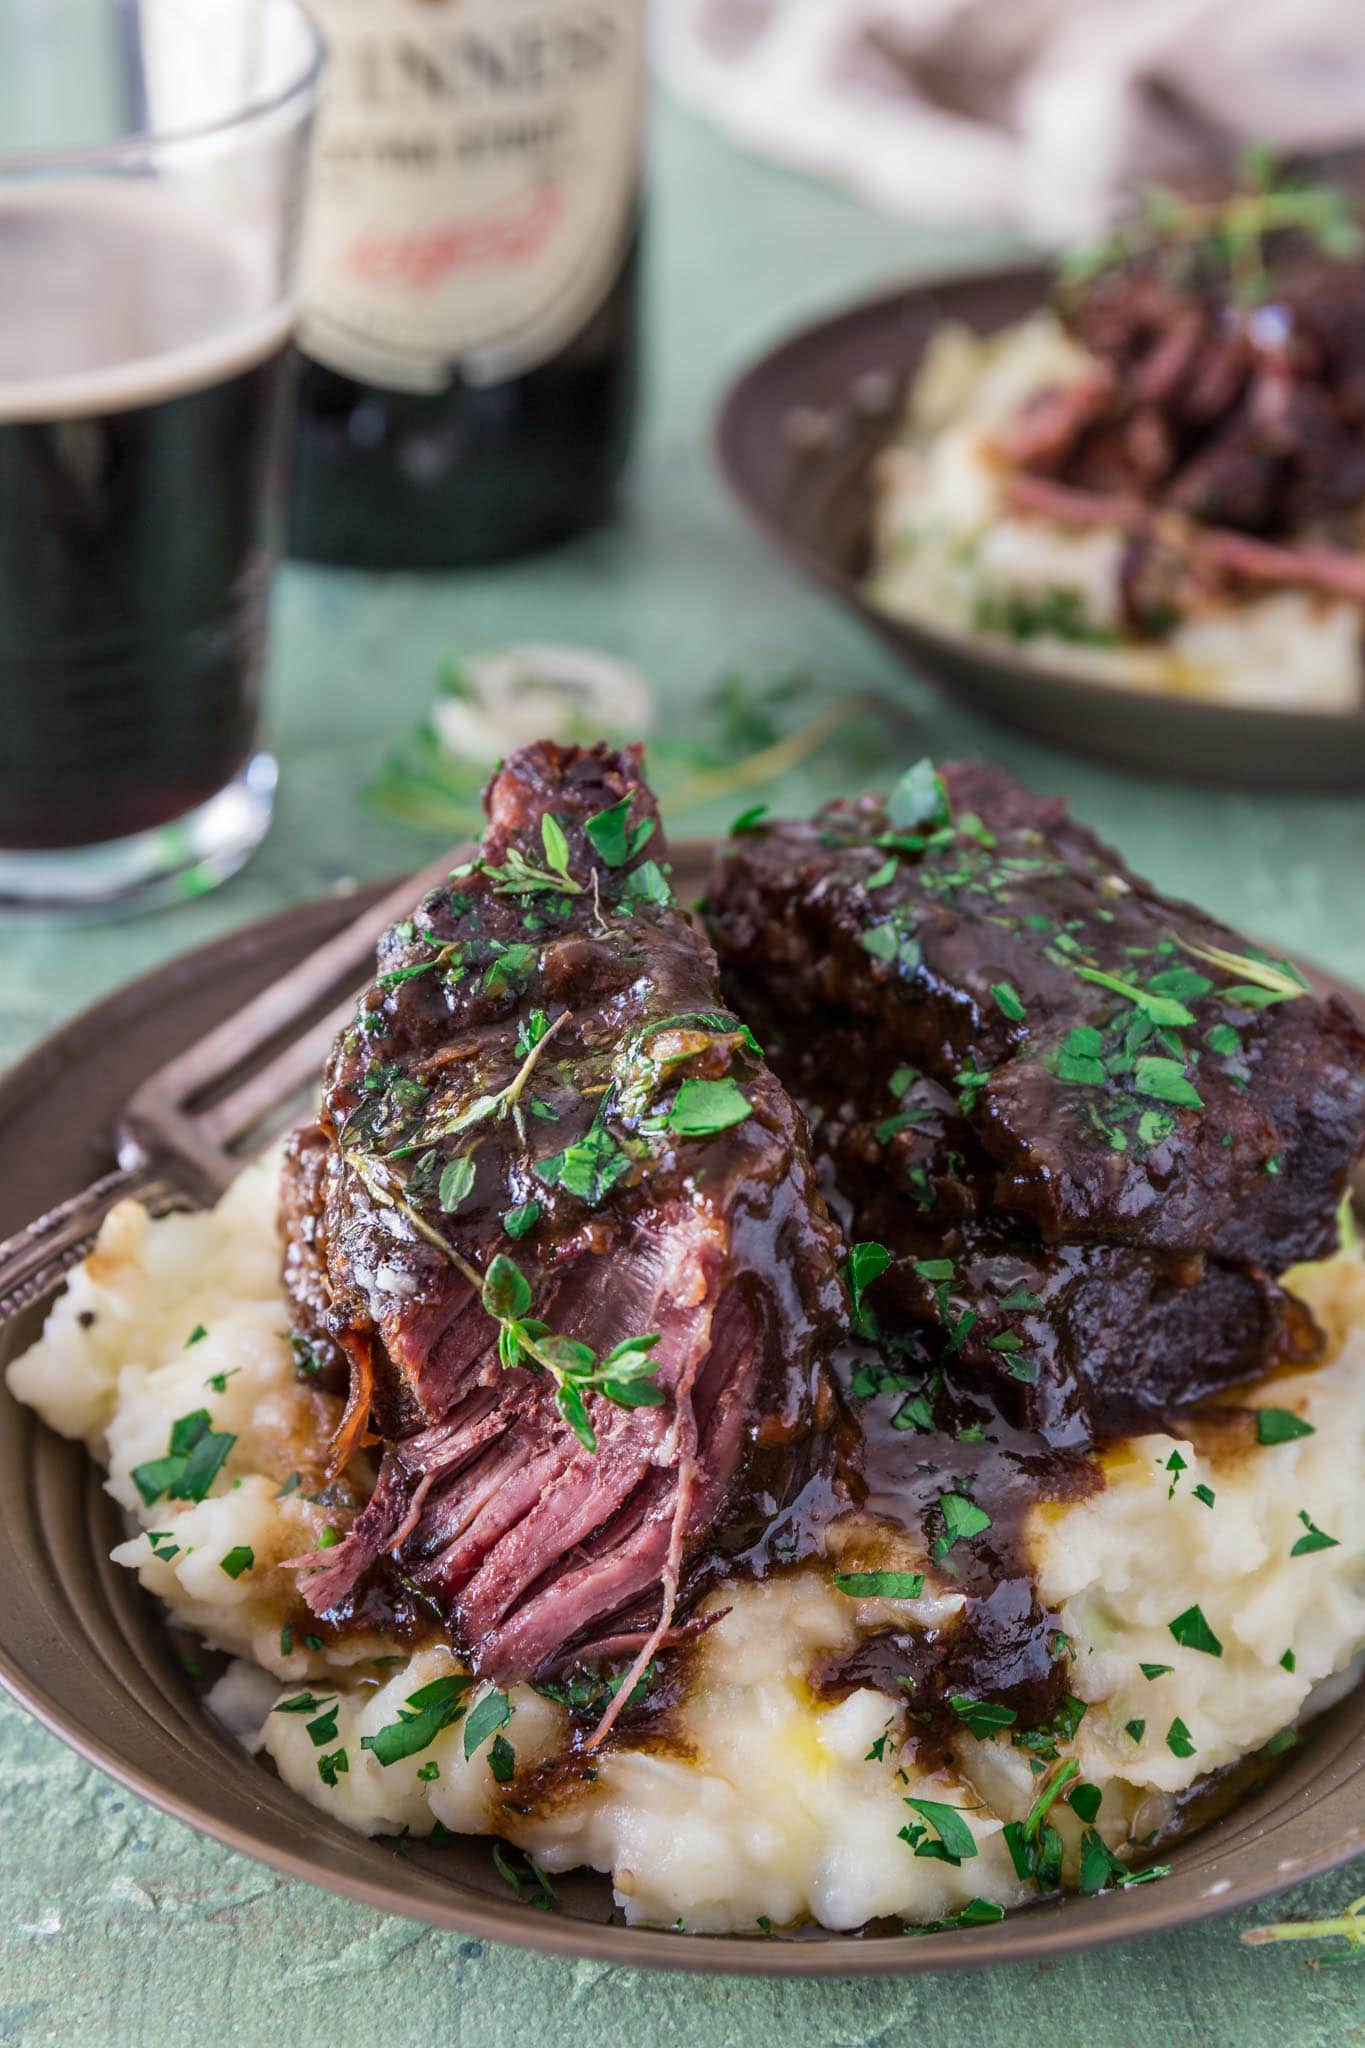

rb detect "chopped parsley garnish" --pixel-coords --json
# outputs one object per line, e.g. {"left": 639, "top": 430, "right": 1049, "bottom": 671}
{"left": 463, "top": 1688, "right": 513, "bottom": 1762}
{"left": 535, "top": 1120, "right": 631, "bottom": 1205}
{"left": 1133, "top": 1057, "right": 1203, "bottom": 1110}
{"left": 1125, "top": 1719, "right": 1146, "bottom": 1743}
{"left": 999, "top": 1283, "right": 1043, "bottom": 1312}
{"left": 899, "top": 1796, "right": 977, "bottom": 1865}
{"left": 1140, "top": 1663, "right": 1173, "bottom": 1681}
{"left": 844, "top": 1240, "right": 891, "bottom": 1339}
{"left": 502, "top": 1200, "right": 542, "bottom": 1240}
{"left": 360, "top": 1674, "right": 473, "bottom": 1767}
{"left": 1290, "top": 1510, "right": 1339, "bottom": 1556}
{"left": 318, "top": 1748, "right": 348, "bottom": 1788}
{"left": 933, "top": 1492, "right": 992, "bottom": 1557}
{"left": 860, "top": 921, "right": 922, "bottom": 973}
{"left": 864, "top": 856, "right": 899, "bottom": 890}
{"left": 491, "top": 1843, "right": 558, "bottom": 1911}
{"left": 619, "top": 860, "right": 673, "bottom": 910}
{"left": 1068, "top": 1782, "right": 1102, "bottom": 1824}
{"left": 833, "top": 1570, "right": 925, "bottom": 1600}
{"left": 1166, "top": 1717, "right": 1196, "bottom": 1758}
{"left": 131, "top": 1410, "right": 236, "bottom": 1508}
{"left": 219, "top": 1546, "right": 254, "bottom": 1580}
{"left": 666, "top": 1076, "right": 752, "bottom": 1136}
{"left": 1192, "top": 1483, "right": 1216, "bottom": 1509}
{"left": 1168, "top": 1605, "right": 1222, "bottom": 1657}
{"left": 1078, "top": 1828, "right": 1132, "bottom": 1895}
{"left": 185, "top": 1324, "right": 208, "bottom": 1348}
{"left": 728, "top": 804, "right": 768, "bottom": 837}
{"left": 203, "top": 1368, "right": 239, "bottom": 1395}
{"left": 584, "top": 796, "right": 654, "bottom": 868}
{"left": 989, "top": 982, "right": 1026, "bottom": 1023}
{"left": 907, "top": 1898, "right": 1005, "bottom": 1934}
{"left": 1280, "top": 1649, "right": 1296, "bottom": 1672}
{"left": 886, "top": 759, "right": 950, "bottom": 835}
{"left": 1256, "top": 1408, "right": 1315, "bottom": 1445}
{"left": 950, "top": 1696, "right": 1017, "bottom": 1739}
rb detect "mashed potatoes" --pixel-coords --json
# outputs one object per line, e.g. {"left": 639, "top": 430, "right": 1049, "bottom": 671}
{"left": 8, "top": 1156, "right": 1365, "bottom": 1934}
{"left": 868, "top": 314, "right": 1364, "bottom": 713}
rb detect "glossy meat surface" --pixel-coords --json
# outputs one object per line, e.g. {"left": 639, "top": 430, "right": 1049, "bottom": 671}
{"left": 705, "top": 760, "right": 1364, "bottom": 1438}
{"left": 281, "top": 742, "right": 846, "bottom": 1682}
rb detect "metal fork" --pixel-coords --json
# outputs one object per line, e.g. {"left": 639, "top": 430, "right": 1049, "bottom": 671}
{"left": 0, "top": 852, "right": 460, "bottom": 1327}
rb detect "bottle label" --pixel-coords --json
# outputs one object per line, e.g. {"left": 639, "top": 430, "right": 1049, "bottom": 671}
{"left": 298, "top": 0, "right": 644, "bottom": 392}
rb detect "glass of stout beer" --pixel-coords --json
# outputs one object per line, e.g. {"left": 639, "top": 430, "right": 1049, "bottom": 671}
{"left": 0, "top": 0, "right": 321, "bottom": 914}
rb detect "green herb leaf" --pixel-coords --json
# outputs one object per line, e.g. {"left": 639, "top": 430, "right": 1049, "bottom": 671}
{"left": 361, "top": 1674, "right": 473, "bottom": 1767}
{"left": 1168, "top": 1605, "right": 1222, "bottom": 1657}
{"left": 934, "top": 1492, "right": 992, "bottom": 1557}
{"left": 667, "top": 1076, "right": 752, "bottom": 1137}
{"left": 130, "top": 1410, "right": 236, "bottom": 1508}
{"left": 833, "top": 1570, "right": 925, "bottom": 1600}
{"left": 886, "top": 759, "right": 950, "bottom": 834}
{"left": 541, "top": 813, "right": 571, "bottom": 877}
{"left": 1068, "top": 1782, "right": 1103, "bottom": 1824}
{"left": 1290, "top": 1510, "right": 1339, "bottom": 1556}
{"left": 1133, "top": 1057, "right": 1203, "bottom": 1109}
{"left": 482, "top": 1255, "right": 532, "bottom": 1322}
{"left": 728, "top": 804, "right": 768, "bottom": 837}
{"left": 438, "top": 1155, "right": 477, "bottom": 1211}
{"left": 535, "top": 1122, "right": 631, "bottom": 1205}
{"left": 845, "top": 1240, "right": 892, "bottom": 1337}
{"left": 502, "top": 1200, "right": 542, "bottom": 1240}
{"left": 620, "top": 859, "right": 673, "bottom": 910}
{"left": 463, "top": 1688, "right": 513, "bottom": 1762}
{"left": 318, "top": 1748, "right": 348, "bottom": 1788}
{"left": 950, "top": 1696, "right": 1018, "bottom": 1739}
{"left": 219, "top": 1546, "right": 254, "bottom": 1581}
{"left": 584, "top": 797, "right": 635, "bottom": 867}
{"left": 900, "top": 1796, "right": 977, "bottom": 1865}
{"left": 990, "top": 982, "right": 1026, "bottom": 1023}
{"left": 1166, "top": 1716, "right": 1197, "bottom": 1758}
{"left": 1140, "top": 1663, "right": 1173, "bottom": 1681}
{"left": 1256, "top": 1408, "right": 1315, "bottom": 1445}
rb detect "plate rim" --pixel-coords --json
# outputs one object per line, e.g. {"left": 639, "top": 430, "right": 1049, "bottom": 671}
{"left": 1, "top": 871, "right": 1363, "bottom": 1976}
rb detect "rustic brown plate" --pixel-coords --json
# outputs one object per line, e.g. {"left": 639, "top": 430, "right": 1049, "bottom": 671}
{"left": 1, "top": 864, "right": 1363, "bottom": 1975}
{"left": 716, "top": 263, "right": 1365, "bottom": 789}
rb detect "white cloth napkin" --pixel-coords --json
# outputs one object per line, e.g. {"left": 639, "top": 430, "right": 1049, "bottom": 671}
{"left": 657, "top": 0, "right": 1365, "bottom": 241}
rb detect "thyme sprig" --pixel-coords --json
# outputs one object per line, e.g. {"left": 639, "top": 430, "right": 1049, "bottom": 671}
{"left": 419, "top": 1009, "right": 568, "bottom": 1147}
{"left": 468, "top": 814, "right": 583, "bottom": 901}
{"left": 1243, "top": 1891, "right": 1365, "bottom": 1960}
{"left": 340, "top": 1149, "right": 663, "bottom": 1452}
{"left": 1061, "top": 158, "right": 1362, "bottom": 304}
{"left": 1175, "top": 937, "right": 1310, "bottom": 1004}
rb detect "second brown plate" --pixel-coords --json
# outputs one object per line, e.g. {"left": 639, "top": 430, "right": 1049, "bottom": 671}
{"left": 716, "top": 263, "right": 1365, "bottom": 789}
{"left": 0, "top": 867, "right": 1363, "bottom": 1972}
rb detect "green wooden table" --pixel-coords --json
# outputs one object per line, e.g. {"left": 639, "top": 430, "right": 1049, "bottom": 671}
{"left": 1, "top": 97, "right": 1363, "bottom": 2048}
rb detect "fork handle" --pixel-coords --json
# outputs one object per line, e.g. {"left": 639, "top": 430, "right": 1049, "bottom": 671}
{"left": 0, "top": 1161, "right": 170, "bottom": 1324}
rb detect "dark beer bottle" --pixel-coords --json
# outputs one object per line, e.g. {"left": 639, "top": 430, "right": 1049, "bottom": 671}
{"left": 289, "top": 0, "right": 645, "bottom": 569}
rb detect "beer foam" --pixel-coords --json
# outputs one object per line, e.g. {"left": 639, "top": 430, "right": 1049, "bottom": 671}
{"left": 0, "top": 179, "right": 293, "bottom": 423}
